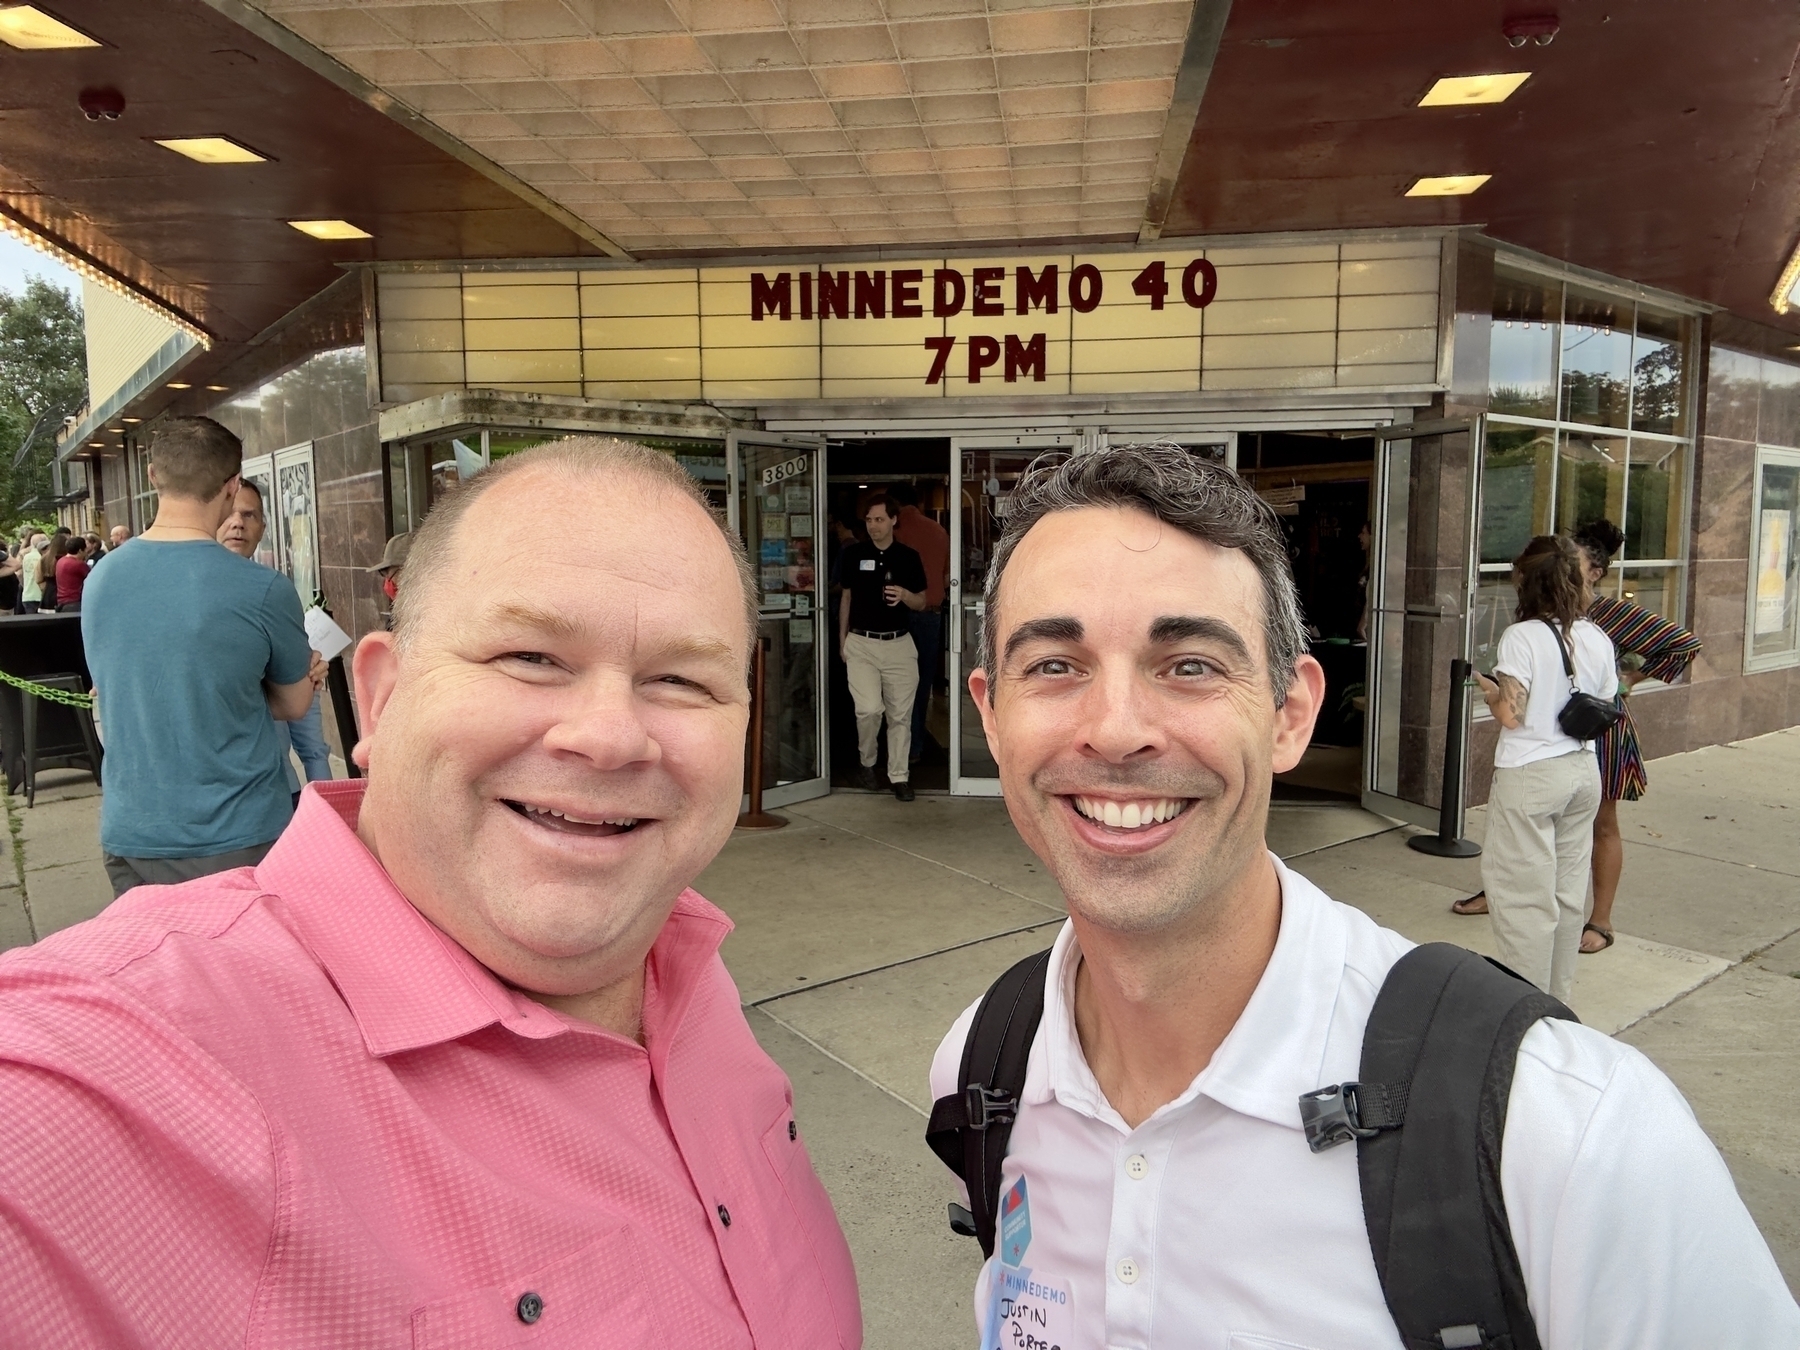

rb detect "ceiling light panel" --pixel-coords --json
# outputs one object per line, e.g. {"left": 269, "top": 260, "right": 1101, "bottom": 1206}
{"left": 155, "top": 136, "right": 268, "bottom": 164}
{"left": 0, "top": 5, "right": 99, "bottom": 49}
{"left": 289, "top": 219, "right": 372, "bottom": 240}
{"left": 246, "top": 0, "right": 1192, "bottom": 251}
{"left": 1406, "top": 174, "right": 1491, "bottom": 198}
{"left": 1418, "top": 73, "right": 1531, "bottom": 107}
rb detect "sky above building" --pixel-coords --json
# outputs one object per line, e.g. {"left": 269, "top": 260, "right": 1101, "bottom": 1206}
{"left": 0, "top": 233, "right": 77, "bottom": 298}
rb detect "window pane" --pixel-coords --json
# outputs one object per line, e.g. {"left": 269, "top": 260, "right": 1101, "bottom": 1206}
{"left": 488, "top": 430, "right": 557, "bottom": 461}
{"left": 1752, "top": 463, "right": 1800, "bottom": 661}
{"left": 1480, "top": 423, "right": 1554, "bottom": 563}
{"left": 1471, "top": 574, "right": 1516, "bottom": 678}
{"left": 1625, "top": 439, "right": 1684, "bottom": 561}
{"left": 1632, "top": 306, "right": 1690, "bottom": 436}
{"left": 1618, "top": 566, "right": 1684, "bottom": 630}
{"left": 1555, "top": 431, "right": 1627, "bottom": 535}
{"left": 1490, "top": 268, "right": 1560, "bottom": 419}
{"left": 1560, "top": 288, "right": 1632, "bottom": 428}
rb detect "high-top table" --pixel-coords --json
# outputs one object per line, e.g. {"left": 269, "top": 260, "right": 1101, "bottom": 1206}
{"left": 0, "top": 611, "right": 95, "bottom": 794}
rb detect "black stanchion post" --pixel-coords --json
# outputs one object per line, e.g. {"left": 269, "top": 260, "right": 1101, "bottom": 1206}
{"left": 1407, "top": 656, "right": 1481, "bottom": 858}
{"left": 326, "top": 655, "right": 361, "bottom": 780}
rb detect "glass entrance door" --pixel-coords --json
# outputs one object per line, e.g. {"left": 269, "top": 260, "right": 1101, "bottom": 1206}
{"left": 730, "top": 431, "right": 829, "bottom": 808}
{"left": 948, "top": 436, "right": 1075, "bottom": 796}
{"left": 1363, "top": 417, "right": 1483, "bottom": 827}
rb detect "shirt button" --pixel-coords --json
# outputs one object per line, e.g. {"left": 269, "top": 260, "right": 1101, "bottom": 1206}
{"left": 717, "top": 1204, "right": 732, "bottom": 1228}
{"left": 1116, "top": 1258, "right": 1140, "bottom": 1285}
{"left": 515, "top": 1292, "right": 543, "bottom": 1324}
{"left": 1125, "top": 1153, "right": 1149, "bottom": 1180}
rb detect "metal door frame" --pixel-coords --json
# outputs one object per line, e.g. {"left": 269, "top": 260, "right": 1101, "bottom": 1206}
{"left": 1361, "top": 414, "right": 1484, "bottom": 827}
{"left": 728, "top": 429, "right": 830, "bottom": 809}
{"left": 947, "top": 433, "right": 1083, "bottom": 796}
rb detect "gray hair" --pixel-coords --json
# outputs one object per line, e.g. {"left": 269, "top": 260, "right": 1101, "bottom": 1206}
{"left": 393, "top": 435, "right": 757, "bottom": 653}
{"left": 980, "top": 442, "right": 1307, "bottom": 706}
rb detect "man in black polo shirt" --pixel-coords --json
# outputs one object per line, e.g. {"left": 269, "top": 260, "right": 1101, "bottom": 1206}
{"left": 835, "top": 495, "right": 928, "bottom": 800}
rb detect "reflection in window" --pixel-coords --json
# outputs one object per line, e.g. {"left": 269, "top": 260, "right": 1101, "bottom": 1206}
{"left": 1625, "top": 440, "right": 1684, "bottom": 561}
{"left": 1480, "top": 424, "right": 1554, "bottom": 563}
{"left": 1632, "top": 307, "right": 1690, "bottom": 436}
{"left": 1555, "top": 432, "right": 1627, "bottom": 535}
{"left": 1560, "top": 288, "right": 1632, "bottom": 428}
{"left": 1490, "top": 267, "right": 1560, "bottom": 419}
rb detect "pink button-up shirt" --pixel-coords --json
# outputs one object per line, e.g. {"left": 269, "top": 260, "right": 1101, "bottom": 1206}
{"left": 0, "top": 782, "right": 861, "bottom": 1349}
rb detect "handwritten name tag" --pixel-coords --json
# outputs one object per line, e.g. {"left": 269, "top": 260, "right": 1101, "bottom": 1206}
{"left": 982, "top": 1265, "right": 1074, "bottom": 1350}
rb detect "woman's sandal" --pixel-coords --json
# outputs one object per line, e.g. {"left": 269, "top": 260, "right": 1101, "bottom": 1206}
{"left": 1450, "top": 892, "right": 1489, "bottom": 916}
{"left": 1581, "top": 922, "right": 1615, "bottom": 953}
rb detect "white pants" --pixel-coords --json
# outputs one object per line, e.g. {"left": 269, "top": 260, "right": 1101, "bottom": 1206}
{"left": 1481, "top": 750, "right": 1602, "bottom": 1002}
{"left": 844, "top": 632, "right": 918, "bottom": 783}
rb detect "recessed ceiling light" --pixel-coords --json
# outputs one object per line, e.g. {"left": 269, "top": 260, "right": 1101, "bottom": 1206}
{"left": 0, "top": 5, "right": 100, "bottom": 49}
{"left": 288, "top": 218, "right": 371, "bottom": 241}
{"left": 1418, "top": 73, "right": 1531, "bottom": 107}
{"left": 205, "top": 384, "right": 228, "bottom": 391}
{"left": 1406, "top": 174, "right": 1491, "bottom": 197}
{"left": 87, "top": 440, "right": 103, "bottom": 448}
{"left": 166, "top": 381, "right": 191, "bottom": 389}
{"left": 122, "top": 416, "right": 141, "bottom": 423}
{"left": 155, "top": 136, "right": 267, "bottom": 165}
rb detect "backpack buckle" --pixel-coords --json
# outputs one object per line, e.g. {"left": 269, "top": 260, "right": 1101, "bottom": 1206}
{"left": 1298, "top": 1082, "right": 1379, "bottom": 1153}
{"left": 964, "top": 1084, "right": 1018, "bottom": 1130}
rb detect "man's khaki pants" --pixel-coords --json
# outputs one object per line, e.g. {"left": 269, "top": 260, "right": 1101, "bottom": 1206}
{"left": 844, "top": 632, "right": 918, "bottom": 784}
{"left": 1480, "top": 749, "right": 1602, "bottom": 1002}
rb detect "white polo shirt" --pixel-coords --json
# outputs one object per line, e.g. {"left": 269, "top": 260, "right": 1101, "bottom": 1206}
{"left": 930, "top": 858, "right": 1799, "bottom": 1349}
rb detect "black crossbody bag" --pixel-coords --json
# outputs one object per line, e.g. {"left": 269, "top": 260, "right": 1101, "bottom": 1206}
{"left": 1541, "top": 618, "right": 1623, "bottom": 742}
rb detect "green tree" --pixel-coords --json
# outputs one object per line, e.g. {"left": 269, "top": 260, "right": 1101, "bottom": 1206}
{"left": 0, "top": 276, "right": 86, "bottom": 529}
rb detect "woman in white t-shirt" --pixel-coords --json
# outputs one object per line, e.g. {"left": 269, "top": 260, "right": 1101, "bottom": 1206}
{"left": 1473, "top": 535, "right": 1618, "bottom": 1002}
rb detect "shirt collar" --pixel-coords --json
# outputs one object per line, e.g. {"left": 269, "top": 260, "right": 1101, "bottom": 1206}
{"left": 257, "top": 782, "right": 732, "bottom": 1059}
{"left": 1037, "top": 854, "right": 1351, "bottom": 1133}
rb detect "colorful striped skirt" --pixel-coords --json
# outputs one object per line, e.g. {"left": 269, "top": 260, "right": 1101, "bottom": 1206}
{"left": 1595, "top": 694, "right": 1647, "bottom": 801}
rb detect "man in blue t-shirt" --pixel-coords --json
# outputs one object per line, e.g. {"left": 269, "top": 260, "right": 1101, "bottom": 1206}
{"left": 83, "top": 417, "right": 326, "bottom": 898}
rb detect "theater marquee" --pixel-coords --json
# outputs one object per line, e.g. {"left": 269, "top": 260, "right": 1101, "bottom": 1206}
{"left": 373, "top": 237, "right": 1444, "bottom": 407}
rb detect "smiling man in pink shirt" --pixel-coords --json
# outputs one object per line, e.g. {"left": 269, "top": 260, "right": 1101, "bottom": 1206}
{"left": 0, "top": 437, "right": 861, "bottom": 1348}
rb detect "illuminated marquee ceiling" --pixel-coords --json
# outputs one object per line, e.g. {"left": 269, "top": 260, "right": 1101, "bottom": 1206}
{"left": 250, "top": 0, "right": 1194, "bottom": 253}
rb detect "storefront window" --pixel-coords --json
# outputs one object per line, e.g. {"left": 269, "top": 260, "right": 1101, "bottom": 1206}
{"left": 1555, "top": 432, "right": 1627, "bottom": 536}
{"left": 1489, "top": 267, "right": 1560, "bottom": 419}
{"left": 1747, "top": 449, "right": 1800, "bottom": 671}
{"left": 1482, "top": 260, "right": 1696, "bottom": 634}
{"left": 1559, "top": 287, "right": 1632, "bottom": 429}
{"left": 1479, "top": 423, "right": 1554, "bottom": 563}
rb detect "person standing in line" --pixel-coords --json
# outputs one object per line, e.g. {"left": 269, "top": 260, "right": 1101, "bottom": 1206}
{"left": 108, "top": 524, "right": 131, "bottom": 551}
{"left": 1570, "top": 518, "right": 1702, "bottom": 951}
{"left": 218, "top": 477, "right": 334, "bottom": 795}
{"left": 82, "top": 417, "right": 326, "bottom": 898}
{"left": 1472, "top": 536, "right": 1616, "bottom": 1001}
{"left": 18, "top": 531, "right": 48, "bottom": 613}
{"left": 1451, "top": 521, "right": 1704, "bottom": 953}
{"left": 37, "top": 530, "right": 68, "bottom": 612}
{"left": 0, "top": 540, "right": 20, "bottom": 614}
{"left": 54, "top": 535, "right": 91, "bottom": 613}
{"left": 890, "top": 482, "right": 951, "bottom": 767}
{"left": 369, "top": 531, "right": 411, "bottom": 631}
{"left": 834, "top": 495, "right": 928, "bottom": 800}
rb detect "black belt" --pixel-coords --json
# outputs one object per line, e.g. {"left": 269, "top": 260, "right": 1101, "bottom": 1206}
{"left": 851, "top": 628, "right": 908, "bottom": 640}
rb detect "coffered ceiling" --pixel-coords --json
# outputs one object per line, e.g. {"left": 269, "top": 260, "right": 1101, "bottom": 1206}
{"left": 249, "top": 0, "right": 1193, "bottom": 253}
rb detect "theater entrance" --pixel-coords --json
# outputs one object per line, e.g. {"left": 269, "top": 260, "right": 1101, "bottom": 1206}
{"left": 824, "top": 440, "right": 955, "bottom": 793}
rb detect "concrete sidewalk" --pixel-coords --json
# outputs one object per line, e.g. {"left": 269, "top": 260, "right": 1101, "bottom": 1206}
{"left": 5, "top": 731, "right": 1798, "bottom": 1346}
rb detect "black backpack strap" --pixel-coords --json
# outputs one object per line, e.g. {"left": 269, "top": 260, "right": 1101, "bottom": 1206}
{"left": 1326, "top": 943, "right": 1575, "bottom": 1350}
{"left": 924, "top": 946, "right": 1053, "bottom": 1258}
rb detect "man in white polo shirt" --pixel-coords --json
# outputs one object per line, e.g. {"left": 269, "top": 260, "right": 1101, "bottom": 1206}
{"left": 930, "top": 442, "right": 1797, "bottom": 1349}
